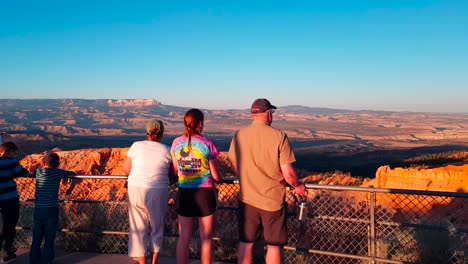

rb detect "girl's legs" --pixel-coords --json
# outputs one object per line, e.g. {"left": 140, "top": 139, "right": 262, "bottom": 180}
{"left": 176, "top": 215, "right": 193, "bottom": 264}
{"left": 198, "top": 214, "right": 214, "bottom": 264}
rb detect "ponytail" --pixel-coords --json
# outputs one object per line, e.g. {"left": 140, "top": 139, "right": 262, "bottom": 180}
{"left": 183, "top": 109, "right": 204, "bottom": 152}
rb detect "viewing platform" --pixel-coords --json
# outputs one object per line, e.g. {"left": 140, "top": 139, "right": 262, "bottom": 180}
{"left": 13, "top": 176, "right": 468, "bottom": 264}
{"left": 14, "top": 248, "right": 172, "bottom": 264}
{"left": 14, "top": 248, "right": 226, "bottom": 264}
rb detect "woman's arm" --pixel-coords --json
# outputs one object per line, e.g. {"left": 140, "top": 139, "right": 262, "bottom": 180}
{"left": 122, "top": 157, "right": 132, "bottom": 175}
{"left": 168, "top": 160, "right": 178, "bottom": 185}
{"left": 171, "top": 158, "right": 179, "bottom": 178}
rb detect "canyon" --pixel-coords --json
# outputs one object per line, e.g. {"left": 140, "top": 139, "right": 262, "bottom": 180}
{"left": 2, "top": 98, "right": 468, "bottom": 177}
{"left": 17, "top": 148, "right": 467, "bottom": 236}
{"left": 18, "top": 147, "right": 468, "bottom": 193}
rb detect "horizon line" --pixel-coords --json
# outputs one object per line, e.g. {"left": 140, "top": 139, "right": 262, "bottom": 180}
{"left": 1, "top": 97, "right": 467, "bottom": 115}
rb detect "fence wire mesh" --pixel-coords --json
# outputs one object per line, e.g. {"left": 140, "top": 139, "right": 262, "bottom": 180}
{"left": 14, "top": 177, "right": 468, "bottom": 264}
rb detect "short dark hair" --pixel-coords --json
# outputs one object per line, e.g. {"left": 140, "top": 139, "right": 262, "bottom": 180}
{"left": 43, "top": 152, "right": 60, "bottom": 168}
{"left": 1, "top": 141, "right": 18, "bottom": 151}
{"left": 0, "top": 141, "right": 19, "bottom": 157}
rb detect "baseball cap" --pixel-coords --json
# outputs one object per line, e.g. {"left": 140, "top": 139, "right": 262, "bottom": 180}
{"left": 146, "top": 119, "right": 164, "bottom": 135}
{"left": 251, "top": 98, "right": 277, "bottom": 114}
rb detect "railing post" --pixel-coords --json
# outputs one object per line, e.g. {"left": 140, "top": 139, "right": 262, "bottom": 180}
{"left": 369, "top": 189, "right": 376, "bottom": 264}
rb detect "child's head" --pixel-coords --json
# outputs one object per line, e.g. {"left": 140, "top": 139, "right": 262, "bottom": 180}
{"left": 43, "top": 152, "right": 60, "bottom": 168}
{"left": 0, "top": 141, "right": 19, "bottom": 158}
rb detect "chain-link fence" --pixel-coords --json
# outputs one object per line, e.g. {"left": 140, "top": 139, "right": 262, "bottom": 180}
{"left": 15, "top": 177, "right": 467, "bottom": 263}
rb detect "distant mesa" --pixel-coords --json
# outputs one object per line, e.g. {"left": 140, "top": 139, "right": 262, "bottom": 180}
{"left": 107, "top": 99, "right": 159, "bottom": 107}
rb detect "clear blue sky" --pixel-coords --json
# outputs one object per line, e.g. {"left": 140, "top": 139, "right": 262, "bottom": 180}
{"left": 1, "top": 0, "right": 467, "bottom": 113}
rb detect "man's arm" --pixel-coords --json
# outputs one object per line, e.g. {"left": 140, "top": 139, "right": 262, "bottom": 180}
{"left": 229, "top": 161, "right": 239, "bottom": 177}
{"left": 280, "top": 163, "right": 305, "bottom": 195}
{"left": 227, "top": 137, "right": 239, "bottom": 177}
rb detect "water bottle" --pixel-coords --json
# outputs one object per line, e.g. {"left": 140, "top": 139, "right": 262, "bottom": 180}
{"left": 298, "top": 199, "right": 308, "bottom": 221}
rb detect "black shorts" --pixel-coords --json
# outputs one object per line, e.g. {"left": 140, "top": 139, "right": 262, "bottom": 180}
{"left": 176, "top": 187, "right": 217, "bottom": 217}
{"left": 238, "top": 202, "right": 287, "bottom": 246}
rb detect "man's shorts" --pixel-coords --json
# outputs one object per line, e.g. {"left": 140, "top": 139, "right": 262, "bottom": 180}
{"left": 238, "top": 202, "right": 287, "bottom": 246}
{"left": 176, "top": 187, "right": 217, "bottom": 217}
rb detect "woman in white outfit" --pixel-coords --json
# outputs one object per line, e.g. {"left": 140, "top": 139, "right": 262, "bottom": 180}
{"left": 123, "top": 119, "right": 174, "bottom": 264}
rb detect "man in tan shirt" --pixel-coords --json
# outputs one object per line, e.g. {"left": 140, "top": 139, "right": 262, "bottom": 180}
{"left": 228, "top": 98, "right": 306, "bottom": 264}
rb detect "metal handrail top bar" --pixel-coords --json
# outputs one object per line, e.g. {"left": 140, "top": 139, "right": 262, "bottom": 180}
{"left": 56, "top": 175, "right": 468, "bottom": 198}
{"left": 304, "top": 183, "right": 468, "bottom": 197}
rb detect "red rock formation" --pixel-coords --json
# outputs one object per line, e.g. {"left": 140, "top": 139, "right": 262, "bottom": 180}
{"left": 20, "top": 147, "right": 128, "bottom": 176}
{"left": 361, "top": 165, "right": 467, "bottom": 225}
{"left": 363, "top": 164, "right": 468, "bottom": 192}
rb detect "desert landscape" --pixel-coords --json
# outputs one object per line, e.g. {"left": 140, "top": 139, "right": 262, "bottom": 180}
{"left": 4, "top": 100, "right": 467, "bottom": 263}
{"left": 1, "top": 98, "right": 468, "bottom": 178}
{"left": 4, "top": 2, "right": 467, "bottom": 262}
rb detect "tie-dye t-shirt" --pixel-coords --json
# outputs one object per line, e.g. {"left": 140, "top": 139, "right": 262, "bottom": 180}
{"left": 171, "top": 135, "right": 219, "bottom": 188}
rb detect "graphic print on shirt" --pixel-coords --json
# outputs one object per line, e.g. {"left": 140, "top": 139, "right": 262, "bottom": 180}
{"left": 171, "top": 136, "right": 218, "bottom": 188}
{"left": 178, "top": 147, "right": 202, "bottom": 174}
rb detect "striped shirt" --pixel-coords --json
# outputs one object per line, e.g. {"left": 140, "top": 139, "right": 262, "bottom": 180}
{"left": 34, "top": 167, "right": 76, "bottom": 208}
{"left": 0, "top": 157, "right": 30, "bottom": 201}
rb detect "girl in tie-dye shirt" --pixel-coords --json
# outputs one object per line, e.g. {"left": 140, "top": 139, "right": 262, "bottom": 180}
{"left": 171, "top": 134, "right": 218, "bottom": 188}
{"left": 170, "top": 109, "right": 222, "bottom": 264}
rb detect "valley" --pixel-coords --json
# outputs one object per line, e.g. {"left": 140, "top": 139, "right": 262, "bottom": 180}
{"left": 1, "top": 99, "right": 468, "bottom": 177}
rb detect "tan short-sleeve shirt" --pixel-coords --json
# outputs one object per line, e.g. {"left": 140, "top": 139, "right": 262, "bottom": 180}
{"left": 228, "top": 120, "right": 295, "bottom": 211}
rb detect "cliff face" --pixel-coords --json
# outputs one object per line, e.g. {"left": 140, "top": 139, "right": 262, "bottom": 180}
{"left": 363, "top": 164, "right": 468, "bottom": 192}
{"left": 20, "top": 148, "right": 128, "bottom": 176}
{"left": 358, "top": 164, "right": 467, "bottom": 228}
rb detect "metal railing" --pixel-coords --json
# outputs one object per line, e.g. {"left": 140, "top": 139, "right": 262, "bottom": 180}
{"left": 15, "top": 176, "right": 468, "bottom": 263}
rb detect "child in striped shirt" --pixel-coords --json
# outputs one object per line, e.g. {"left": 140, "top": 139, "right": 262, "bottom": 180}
{"left": 29, "top": 152, "right": 76, "bottom": 264}
{"left": 0, "top": 142, "right": 31, "bottom": 262}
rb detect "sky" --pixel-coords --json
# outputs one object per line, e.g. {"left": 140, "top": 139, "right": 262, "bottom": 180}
{"left": 1, "top": 1, "right": 467, "bottom": 113}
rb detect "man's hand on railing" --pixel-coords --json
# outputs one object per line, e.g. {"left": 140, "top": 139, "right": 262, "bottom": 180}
{"left": 293, "top": 182, "right": 306, "bottom": 196}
